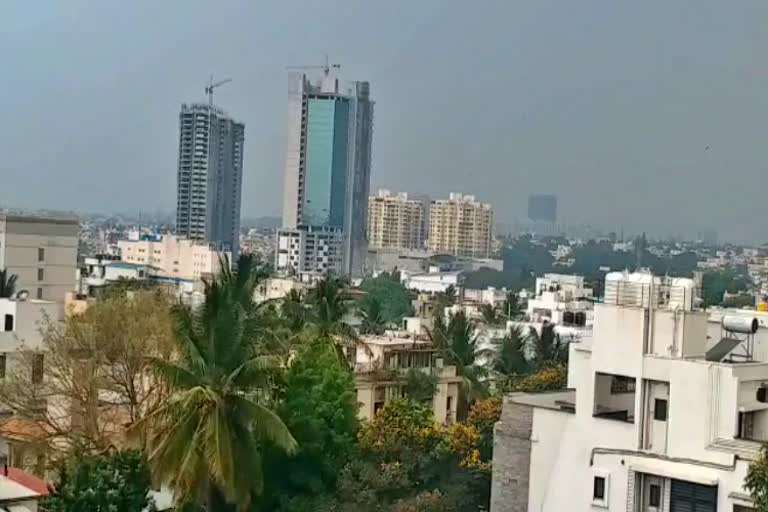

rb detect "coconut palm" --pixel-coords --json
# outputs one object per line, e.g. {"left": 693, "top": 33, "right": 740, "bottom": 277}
{"left": 0, "top": 269, "right": 18, "bottom": 298}
{"left": 478, "top": 303, "right": 501, "bottom": 325}
{"left": 142, "top": 254, "right": 297, "bottom": 511}
{"left": 527, "top": 323, "right": 568, "bottom": 369}
{"left": 492, "top": 325, "right": 530, "bottom": 388}
{"left": 358, "top": 295, "right": 386, "bottom": 335}
{"left": 429, "top": 310, "right": 490, "bottom": 409}
{"left": 304, "top": 276, "right": 364, "bottom": 364}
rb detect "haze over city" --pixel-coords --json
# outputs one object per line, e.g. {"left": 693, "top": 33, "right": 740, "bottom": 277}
{"left": 2, "top": 0, "right": 768, "bottom": 242}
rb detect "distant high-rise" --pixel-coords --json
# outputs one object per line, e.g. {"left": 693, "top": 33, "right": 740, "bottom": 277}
{"left": 175, "top": 103, "right": 245, "bottom": 254}
{"left": 368, "top": 190, "right": 428, "bottom": 251}
{"left": 527, "top": 194, "right": 558, "bottom": 223}
{"left": 428, "top": 193, "right": 494, "bottom": 258}
{"left": 280, "top": 71, "right": 374, "bottom": 276}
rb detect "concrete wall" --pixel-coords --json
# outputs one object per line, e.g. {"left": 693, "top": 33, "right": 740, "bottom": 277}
{"left": 491, "top": 399, "right": 533, "bottom": 512}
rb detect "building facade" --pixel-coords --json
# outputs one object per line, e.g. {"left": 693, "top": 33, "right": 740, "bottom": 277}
{"left": 117, "top": 234, "right": 229, "bottom": 281}
{"left": 428, "top": 193, "right": 494, "bottom": 258}
{"left": 491, "top": 272, "right": 762, "bottom": 512}
{"left": 281, "top": 72, "right": 374, "bottom": 277}
{"left": 274, "top": 227, "right": 343, "bottom": 279}
{"left": 367, "top": 189, "right": 428, "bottom": 251}
{"left": 0, "top": 215, "right": 78, "bottom": 304}
{"left": 175, "top": 104, "right": 245, "bottom": 254}
{"left": 353, "top": 334, "right": 461, "bottom": 424}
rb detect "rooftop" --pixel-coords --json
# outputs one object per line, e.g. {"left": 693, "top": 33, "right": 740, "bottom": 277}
{"left": 507, "top": 390, "right": 576, "bottom": 414}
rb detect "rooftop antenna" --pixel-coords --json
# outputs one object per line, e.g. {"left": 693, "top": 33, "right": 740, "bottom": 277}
{"left": 205, "top": 75, "right": 232, "bottom": 107}
{"left": 287, "top": 54, "right": 341, "bottom": 77}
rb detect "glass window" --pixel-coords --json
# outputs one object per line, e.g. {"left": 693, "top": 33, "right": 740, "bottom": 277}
{"left": 654, "top": 399, "right": 668, "bottom": 421}
{"left": 38, "top": 248, "right": 45, "bottom": 261}
{"left": 649, "top": 484, "right": 661, "bottom": 507}
{"left": 37, "top": 268, "right": 44, "bottom": 281}
{"left": 593, "top": 477, "right": 606, "bottom": 500}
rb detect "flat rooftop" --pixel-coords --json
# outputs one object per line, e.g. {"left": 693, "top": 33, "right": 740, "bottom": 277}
{"left": 508, "top": 390, "right": 576, "bottom": 413}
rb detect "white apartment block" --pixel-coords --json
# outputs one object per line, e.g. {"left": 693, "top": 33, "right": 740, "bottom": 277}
{"left": 117, "top": 235, "right": 229, "bottom": 281}
{"left": 428, "top": 193, "right": 494, "bottom": 258}
{"left": 275, "top": 227, "right": 343, "bottom": 279}
{"left": 526, "top": 273, "right": 594, "bottom": 326}
{"left": 367, "top": 189, "right": 427, "bottom": 251}
{"left": 0, "top": 214, "right": 78, "bottom": 304}
{"left": 491, "top": 271, "right": 765, "bottom": 512}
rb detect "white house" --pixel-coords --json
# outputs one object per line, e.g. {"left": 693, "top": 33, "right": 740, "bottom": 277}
{"left": 525, "top": 273, "right": 594, "bottom": 327}
{"left": 401, "top": 270, "right": 462, "bottom": 294}
{"left": 491, "top": 271, "right": 764, "bottom": 512}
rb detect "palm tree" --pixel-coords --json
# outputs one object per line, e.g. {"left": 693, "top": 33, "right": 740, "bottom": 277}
{"left": 0, "top": 269, "right": 18, "bottom": 298}
{"left": 280, "top": 288, "right": 307, "bottom": 332}
{"left": 429, "top": 310, "right": 490, "bottom": 412}
{"left": 304, "top": 276, "right": 364, "bottom": 364}
{"left": 478, "top": 303, "right": 501, "bottom": 325}
{"left": 142, "top": 254, "right": 297, "bottom": 511}
{"left": 358, "top": 296, "right": 386, "bottom": 335}
{"left": 527, "top": 323, "right": 568, "bottom": 369}
{"left": 492, "top": 326, "right": 530, "bottom": 388}
{"left": 503, "top": 291, "right": 522, "bottom": 320}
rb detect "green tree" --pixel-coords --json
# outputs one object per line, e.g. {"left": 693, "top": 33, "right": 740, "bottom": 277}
{"left": 0, "top": 268, "right": 18, "bottom": 298}
{"left": 142, "top": 254, "right": 297, "bottom": 511}
{"left": 502, "top": 291, "right": 523, "bottom": 320}
{"left": 44, "top": 449, "right": 156, "bottom": 512}
{"left": 260, "top": 341, "right": 360, "bottom": 511}
{"left": 702, "top": 269, "right": 751, "bottom": 307}
{"left": 359, "top": 295, "right": 387, "bottom": 335}
{"left": 527, "top": 323, "right": 568, "bottom": 369}
{"left": 359, "top": 272, "right": 413, "bottom": 325}
{"left": 478, "top": 303, "right": 501, "bottom": 325}
{"left": 492, "top": 326, "right": 530, "bottom": 386}
{"left": 746, "top": 444, "right": 768, "bottom": 510}
{"left": 280, "top": 289, "right": 307, "bottom": 332}
{"left": 402, "top": 368, "right": 438, "bottom": 405}
{"left": 429, "top": 311, "right": 490, "bottom": 413}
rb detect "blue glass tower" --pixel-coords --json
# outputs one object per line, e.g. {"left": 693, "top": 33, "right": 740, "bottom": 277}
{"left": 281, "top": 72, "right": 374, "bottom": 277}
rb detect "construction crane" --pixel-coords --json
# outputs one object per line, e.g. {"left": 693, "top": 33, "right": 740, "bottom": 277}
{"left": 205, "top": 75, "right": 232, "bottom": 107}
{"left": 287, "top": 55, "right": 340, "bottom": 77}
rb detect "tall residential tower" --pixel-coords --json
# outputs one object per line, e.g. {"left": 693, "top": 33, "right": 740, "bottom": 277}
{"left": 367, "top": 189, "right": 428, "bottom": 251}
{"left": 175, "top": 104, "right": 245, "bottom": 254}
{"left": 278, "top": 71, "right": 374, "bottom": 277}
{"left": 428, "top": 193, "right": 494, "bottom": 258}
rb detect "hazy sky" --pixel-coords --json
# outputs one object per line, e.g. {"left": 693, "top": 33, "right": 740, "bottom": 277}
{"left": 2, "top": 1, "right": 768, "bottom": 242}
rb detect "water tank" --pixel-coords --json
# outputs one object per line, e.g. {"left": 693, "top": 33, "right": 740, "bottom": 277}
{"left": 722, "top": 315, "right": 759, "bottom": 334}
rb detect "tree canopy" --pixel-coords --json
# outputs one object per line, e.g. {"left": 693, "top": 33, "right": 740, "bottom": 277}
{"left": 358, "top": 272, "right": 413, "bottom": 326}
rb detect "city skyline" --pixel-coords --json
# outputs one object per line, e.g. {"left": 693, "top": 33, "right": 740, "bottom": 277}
{"left": 2, "top": 1, "right": 768, "bottom": 243}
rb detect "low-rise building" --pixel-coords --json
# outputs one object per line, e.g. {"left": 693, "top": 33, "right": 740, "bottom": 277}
{"left": 491, "top": 272, "right": 764, "bottom": 512}
{"left": 354, "top": 334, "right": 461, "bottom": 424}
{"left": 253, "top": 276, "right": 308, "bottom": 303}
{"left": 526, "top": 273, "right": 594, "bottom": 327}
{"left": 275, "top": 227, "right": 343, "bottom": 279}
{"left": 118, "top": 234, "right": 228, "bottom": 281}
{"left": 401, "top": 270, "right": 462, "bottom": 295}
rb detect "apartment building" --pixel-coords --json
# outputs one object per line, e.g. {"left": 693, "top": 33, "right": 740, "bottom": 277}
{"left": 0, "top": 214, "right": 78, "bottom": 303}
{"left": 354, "top": 334, "right": 461, "bottom": 424}
{"left": 274, "top": 227, "right": 343, "bottom": 279}
{"left": 428, "top": 193, "right": 494, "bottom": 258}
{"left": 367, "top": 189, "right": 428, "bottom": 250}
{"left": 117, "top": 234, "right": 229, "bottom": 281}
{"left": 491, "top": 271, "right": 763, "bottom": 512}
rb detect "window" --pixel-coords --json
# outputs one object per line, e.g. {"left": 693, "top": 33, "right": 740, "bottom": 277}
{"left": 0, "top": 354, "right": 6, "bottom": 379}
{"left": 649, "top": 483, "right": 661, "bottom": 507}
{"left": 31, "top": 354, "right": 44, "bottom": 384}
{"left": 37, "top": 268, "right": 44, "bottom": 281}
{"left": 3, "top": 314, "right": 12, "bottom": 332}
{"left": 38, "top": 248, "right": 45, "bottom": 262}
{"left": 593, "top": 476, "right": 606, "bottom": 501}
{"left": 654, "top": 399, "right": 668, "bottom": 421}
{"left": 36, "top": 288, "right": 43, "bottom": 300}
{"left": 591, "top": 471, "right": 610, "bottom": 507}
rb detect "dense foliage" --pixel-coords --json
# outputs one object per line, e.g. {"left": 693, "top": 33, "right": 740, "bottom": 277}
{"left": 702, "top": 268, "right": 751, "bottom": 307}
{"left": 260, "top": 342, "right": 360, "bottom": 511}
{"left": 44, "top": 449, "right": 155, "bottom": 512}
{"left": 358, "top": 272, "right": 413, "bottom": 326}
